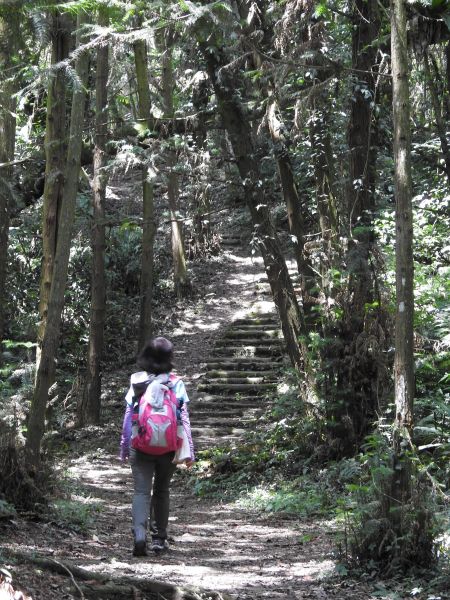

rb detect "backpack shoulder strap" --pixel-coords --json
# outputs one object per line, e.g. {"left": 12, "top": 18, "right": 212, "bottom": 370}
{"left": 168, "top": 373, "right": 180, "bottom": 386}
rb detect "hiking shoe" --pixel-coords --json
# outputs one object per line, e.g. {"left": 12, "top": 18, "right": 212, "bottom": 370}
{"left": 150, "top": 538, "right": 169, "bottom": 553}
{"left": 133, "top": 540, "right": 147, "bottom": 557}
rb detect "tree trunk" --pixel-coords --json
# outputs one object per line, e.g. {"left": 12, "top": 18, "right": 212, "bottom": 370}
{"left": 445, "top": 41, "right": 450, "bottom": 121}
{"left": 423, "top": 49, "right": 450, "bottom": 186}
{"left": 348, "top": 0, "right": 379, "bottom": 223}
{"left": 391, "top": 0, "right": 414, "bottom": 504}
{"left": 309, "top": 101, "right": 338, "bottom": 245}
{"left": 79, "top": 8, "right": 109, "bottom": 426}
{"left": 133, "top": 38, "right": 156, "bottom": 349}
{"left": 0, "top": 16, "right": 17, "bottom": 360}
{"left": 160, "top": 31, "right": 189, "bottom": 298}
{"left": 324, "top": 0, "right": 382, "bottom": 454}
{"left": 309, "top": 97, "right": 339, "bottom": 299}
{"left": 191, "top": 73, "right": 212, "bottom": 256}
{"left": 36, "top": 12, "right": 72, "bottom": 371}
{"left": 201, "top": 43, "right": 307, "bottom": 374}
{"left": 267, "top": 99, "right": 315, "bottom": 314}
{"left": 26, "top": 14, "right": 90, "bottom": 463}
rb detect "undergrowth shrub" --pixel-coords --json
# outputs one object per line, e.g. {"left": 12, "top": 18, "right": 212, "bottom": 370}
{"left": 51, "top": 497, "right": 101, "bottom": 533}
{"left": 339, "top": 430, "right": 443, "bottom": 574}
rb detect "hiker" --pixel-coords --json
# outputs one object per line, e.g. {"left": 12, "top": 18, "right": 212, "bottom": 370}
{"left": 119, "top": 336, "right": 195, "bottom": 557}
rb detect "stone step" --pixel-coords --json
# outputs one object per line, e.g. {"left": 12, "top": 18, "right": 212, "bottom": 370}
{"left": 194, "top": 393, "right": 261, "bottom": 400}
{"left": 192, "top": 397, "right": 261, "bottom": 409}
{"left": 205, "top": 370, "right": 279, "bottom": 379}
{"left": 194, "top": 434, "right": 241, "bottom": 449}
{"left": 211, "top": 346, "right": 283, "bottom": 357}
{"left": 204, "top": 358, "right": 284, "bottom": 369}
{"left": 203, "top": 376, "right": 277, "bottom": 385}
{"left": 233, "top": 317, "right": 278, "bottom": 326}
{"left": 223, "top": 329, "right": 281, "bottom": 339}
{"left": 191, "top": 415, "right": 256, "bottom": 428}
{"left": 225, "top": 324, "right": 280, "bottom": 331}
{"left": 215, "top": 338, "right": 284, "bottom": 347}
{"left": 221, "top": 238, "right": 240, "bottom": 246}
{"left": 192, "top": 427, "right": 232, "bottom": 438}
{"left": 192, "top": 406, "right": 258, "bottom": 417}
{"left": 197, "top": 382, "right": 276, "bottom": 395}
{"left": 192, "top": 405, "right": 260, "bottom": 418}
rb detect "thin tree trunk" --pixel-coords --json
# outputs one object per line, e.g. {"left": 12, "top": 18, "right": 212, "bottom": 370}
{"left": 26, "top": 14, "right": 90, "bottom": 463}
{"left": 423, "top": 49, "right": 450, "bottom": 185}
{"left": 309, "top": 98, "right": 339, "bottom": 299}
{"left": 0, "top": 16, "right": 17, "bottom": 360}
{"left": 267, "top": 99, "right": 315, "bottom": 314}
{"left": 36, "top": 12, "right": 72, "bottom": 372}
{"left": 309, "top": 102, "right": 338, "bottom": 245}
{"left": 133, "top": 38, "right": 156, "bottom": 348}
{"left": 79, "top": 8, "right": 109, "bottom": 426}
{"left": 160, "top": 31, "right": 189, "bottom": 298}
{"left": 201, "top": 43, "right": 308, "bottom": 375}
{"left": 445, "top": 41, "right": 450, "bottom": 121}
{"left": 391, "top": 0, "right": 414, "bottom": 505}
{"left": 192, "top": 74, "right": 212, "bottom": 254}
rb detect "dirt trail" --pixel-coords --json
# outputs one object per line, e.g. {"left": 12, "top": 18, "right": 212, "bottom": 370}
{"left": 2, "top": 237, "right": 379, "bottom": 600}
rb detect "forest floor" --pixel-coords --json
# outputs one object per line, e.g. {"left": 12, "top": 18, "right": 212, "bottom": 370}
{"left": 1, "top": 205, "right": 447, "bottom": 600}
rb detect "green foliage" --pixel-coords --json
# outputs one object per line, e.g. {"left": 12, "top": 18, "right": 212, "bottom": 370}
{"left": 0, "top": 499, "right": 16, "bottom": 519}
{"left": 235, "top": 479, "right": 332, "bottom": 517}
{"left": 338, "top": 430, "right": 444, "bottom": 573}
{"left": 6, "top": 211, "right": 41, "bottom": 342}
{"left": 51, "top": 497, "right": 101, "bottom": 533}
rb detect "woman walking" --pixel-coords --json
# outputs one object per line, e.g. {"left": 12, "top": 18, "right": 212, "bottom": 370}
{"left": 120, "top": 336, "right": 194, "bottom": 556}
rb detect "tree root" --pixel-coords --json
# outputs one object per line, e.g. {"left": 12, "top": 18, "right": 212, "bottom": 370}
{"left": 4, "top": 550, "right": 231, "bottom": 600}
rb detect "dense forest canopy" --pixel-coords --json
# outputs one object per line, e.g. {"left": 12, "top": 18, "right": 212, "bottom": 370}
{"left": 0, "top": 0, "right": 449, "bottom": 598}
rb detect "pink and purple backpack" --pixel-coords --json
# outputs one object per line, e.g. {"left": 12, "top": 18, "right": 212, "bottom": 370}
{"left": 130, "top": 374, "right": 182, "bottom": 455}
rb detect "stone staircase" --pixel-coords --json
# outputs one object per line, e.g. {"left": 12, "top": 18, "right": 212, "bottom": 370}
{"left": 186, "top": 229, "right": 301, "bottom": 451}
{"left": 191, "top": 312, "right": 287, "bottom": 450}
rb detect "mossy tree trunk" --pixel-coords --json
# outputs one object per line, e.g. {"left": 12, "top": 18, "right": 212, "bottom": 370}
{"left": 26, "top": 14, "right": 90, "bottom": 463}
{"left": 79, "top": 7, "right": 109, "bottom": 426}
{"left": 134, "top": 37, "right": 156, "bottom": 348}
{"left": 0, "top": 14, "right": 17, "bottom": 361}
{"left": 160, "top": 29, "right": 189, "bottom": 298}
{"left": 347, "top": 0, "right": 379, "bottom": 223}
{"left": 191, "top": 73, "right": 212, "bottom": 255}
{"left": 309, "top": 99, "right": 339, "bottom": 260}
{"left": 445, "top": 41, "right": 450, "bottom": 121}
{"left": 327, "top": 0, "right": 383, "bottom": 454}
{"left": 391, "top": 0, "right": 414, "bottom": 506}
{"left": 36, "top": 12, "right": 72, "bottom": 373}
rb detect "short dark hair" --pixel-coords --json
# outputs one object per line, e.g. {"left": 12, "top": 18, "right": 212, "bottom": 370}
{"left": 137, "top": 337, "right": 174, "bottom": 375}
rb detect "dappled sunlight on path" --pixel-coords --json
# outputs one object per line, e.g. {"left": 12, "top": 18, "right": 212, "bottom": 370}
{"left": 52, "top": 454, "right": 341, "bottom": 599}
{"left": 1, "top": 241, "right": 376, "bottom": 599}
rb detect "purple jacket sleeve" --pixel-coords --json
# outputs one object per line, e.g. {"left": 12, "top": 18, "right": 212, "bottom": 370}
{"left": 120, "top": 403, "right": 133, "bottom": 460}
{"left": 181, "top": 402, "right": 195, "bottom": 462}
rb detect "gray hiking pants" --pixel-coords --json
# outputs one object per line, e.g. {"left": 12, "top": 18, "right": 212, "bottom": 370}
{"left": 130, "top": 448, "right": 176, "bottom": 542}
